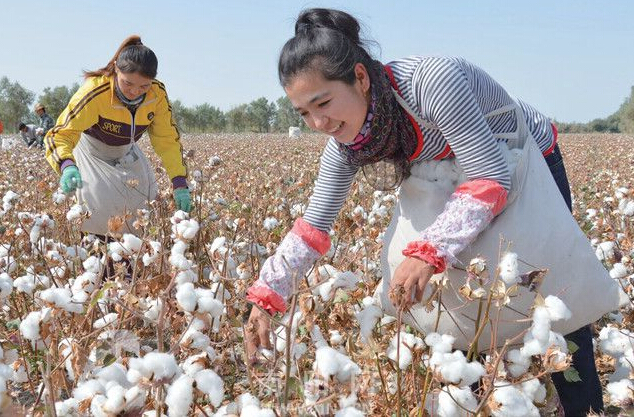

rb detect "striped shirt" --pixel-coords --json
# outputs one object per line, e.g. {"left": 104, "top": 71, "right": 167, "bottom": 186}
{"left": 303, "top": 56, "right": 556, "bottom": 231}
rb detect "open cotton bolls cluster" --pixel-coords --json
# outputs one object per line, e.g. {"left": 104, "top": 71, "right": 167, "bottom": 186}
{"left": 237, "top": 392, "right": 276, "bottom": 416}
{"left": 38, "top": 287, "right": 83, "bottom": 313}
{"left": 490, "top": 380, "right": 540, "bottom": 417}
{"left": 263, "top": 217, "right": 279, "bottom": 231}
{"left": 387, "top": 331, "right": 425, "bottom": 369}
{"left": 312, "top": 326, "right": 360, "bottom": 382}
{"left": 310, "top": 265, "right": 361, "bottom": 301}
{"left": 14, "top": 266, "right": 50, "bottom": 294}
{"left": 127, "top": 352, "right": 179, "bottom": 384}
{"left": 0, "top": 273, "right": 12, "bottom": 302}
{"left": 521, "top": 295, "right": 571, "bottom": 359}
{"left": 355, "top": 296, "right": 383, "bottom": 343}
{"left": 19, "top": 308, "right": 52, "bottom": 343}
{"left": 437, "top": 385, "right": 478, "bottom": 417}
{"left": 424, "top": 332, "right": 485, "bottom": 387}
{"left": 610, "top": 262, "right": 629, "bottom": 279}
{"left": 142, "top": 241, "right": 162, "bottom": 266}
{"left": 0, "top": 190, "right": 19, "bottom": 216}
{"left": 175, "top": 219, "right": 199, "bottom": 240}
{"left": 66, "top": 203, "right": 86, "bottom": 221}
{"left": 606, "top": 379, "right": 634, "bottom": 405}
{"left": 165, "top": 369, "right": 225, "bottom": 416}
{"left": 175, "top": 282, "right": 224, "bottom": 316}
{"left": 596, "top": 241, "right": 616, "bottom": 261}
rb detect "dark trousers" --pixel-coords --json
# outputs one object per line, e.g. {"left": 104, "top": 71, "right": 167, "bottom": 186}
{"left": 545, "top": 145, "right": 603, "bottom": 416}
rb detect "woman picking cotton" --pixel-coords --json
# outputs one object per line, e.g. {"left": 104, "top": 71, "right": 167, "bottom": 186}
{"left": 45, "top": 35, "right": 191, "bottom": 237}
{"left": 244, "top": 8, "right": 622, "bottom": 416}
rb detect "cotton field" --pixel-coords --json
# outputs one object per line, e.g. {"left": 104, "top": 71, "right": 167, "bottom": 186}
{"left": 0, "top": 132, "right": 633, "bottom": 416}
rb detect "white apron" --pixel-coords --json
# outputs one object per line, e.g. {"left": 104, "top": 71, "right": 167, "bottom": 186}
{"left": 376, "top": 97, "right": 623, "bottom": 351}
{"left": 73, "top": 133, "right": 158, "bottom": 235}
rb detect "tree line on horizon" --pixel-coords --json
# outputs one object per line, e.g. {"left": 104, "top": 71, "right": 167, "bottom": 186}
{"left": 1, "top": 75, "right": 632, "bottom": 135}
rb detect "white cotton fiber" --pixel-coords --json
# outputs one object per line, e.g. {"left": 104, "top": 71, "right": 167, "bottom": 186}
{"left": 166, "top": 375, "right": 193, "bottom": 416}
{"left": 438, "top": 385, "right": 477, "bottom": 417}
{"left": 607, "top": 378, "right": 634, "bottom": 404}
{"left": 498, "top": 252, "right": 519, "bottom": 285}
{"left": 194, "top": 369, "right": 225, "bottom": 407}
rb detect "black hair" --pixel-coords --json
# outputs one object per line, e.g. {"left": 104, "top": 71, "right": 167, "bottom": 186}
{"left": 18, "top": 123, "right": 26, "bottom": 130}
{"left": 278, "top": 8, "right": 375, "bottom": 87}
{"left": 84, "top": 35, "right": 158, "bottom": 79}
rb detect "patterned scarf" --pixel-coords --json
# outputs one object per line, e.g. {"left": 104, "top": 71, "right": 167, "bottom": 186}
{"left": 114, "top": 81, "right": 146, "bottom": 113}
{"left": 337, "top": 60, "right": 419, "bottom": 189}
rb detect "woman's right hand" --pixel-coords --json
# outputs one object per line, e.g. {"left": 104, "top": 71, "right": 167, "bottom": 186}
{"left": 244, "top": 305, "right": 272, "bottom": 365}
{"left": 60, "top": 165, "right": 83, "bottom": 194}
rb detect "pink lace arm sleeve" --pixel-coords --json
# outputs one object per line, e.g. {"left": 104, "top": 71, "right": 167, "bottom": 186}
{"left": 404, "top": 179, "right": 508, "bottom": 269}
{"left": 247, "top": 218, "right": 331, "bottom": 314}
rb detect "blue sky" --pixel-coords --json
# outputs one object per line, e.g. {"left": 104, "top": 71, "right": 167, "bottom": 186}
{"left": 2, "top": 0, "right": 632, "bottom": 122}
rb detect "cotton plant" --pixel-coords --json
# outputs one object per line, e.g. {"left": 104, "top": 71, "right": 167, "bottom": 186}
{"left": 387, "top": 330, "right": 426, "bottom": 370}
{"left": 311, "top": 325, "right": 361, "bottom": 383}
{"left": 308, "top": 265, "right": 362, "bottom": 302}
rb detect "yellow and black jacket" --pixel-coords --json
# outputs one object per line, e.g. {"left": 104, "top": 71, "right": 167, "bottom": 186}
{"left": 45, "top": 74, "right": 187, "bottom": 184}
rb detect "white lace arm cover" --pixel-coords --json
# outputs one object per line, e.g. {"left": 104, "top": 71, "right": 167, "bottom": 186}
{"left": 406, "top": 179, "right": 508, "bottom": 268}
{"left": 247, "top": 218, "right": 330, "bottom": 314}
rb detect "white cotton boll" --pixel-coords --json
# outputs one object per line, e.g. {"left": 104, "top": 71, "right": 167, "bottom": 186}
{"left": 330, "top": 330, "right": 343, "bottom": 346}
{"left": 425, "top": 332, "right": 455, "bottom": 354}
{"left": 93, "top": 313, "right": 118, "bottom": 329}
{"left": 335, "top": 406, "right": 365, "bottom": 417}
{"left": 135, "top": 352, "right": 179, "bottom": 382}
{"left": 171, "top": 240, "right": 188, "bottom": 256}
{"left": 241, "top": 404, "right": 276, "bottom": 417}
{"left": 506, "top": 349, "right": 531, "bottom": 378}
{"left": 124, "top": 386, "right": 147, "bottom": 411}
{"left": 498, "top": 252, "right": 519, "bottom": 285}
{"left": 290, "top": 203, "right": 306, "bottom": 218}
{"left": 491, "top": 383, "right": 539, "bottom": 417}
{"left": 610, "top": 263, "right": 629, "bottom": 279}
{"left": 596, "top": 241, "right": 615, "bottom": 261}
{"left": 169, "top": 253, "right": 192, "bottom": 271}
{"left": 356, "top": 304, "right": 382, "bottom": 342}
{"left": 14, "top": 275, "right": 36, "bottom": 294}
{"left": 73, "top": 379, "right": 106, "bottom": 401}
{"left": 208, "top": 236, "right": 226, "bottom": 255}
{"left": 432, "top": 351, "right": 486, "bottom": 387}
{"left": 209, "top": 155, "right": 221, "bottom": 166}
{"left": 143, "top": 298, "right": 162, "bottom": 322}
{"left": 39, "top": 287, "right": 83, "bottom": 313}
{"left": 175, "top": 269, "right": 197, "bottom": 285}
{"left": 122, "top": 234, "right": 143, "bottom": 253}
{"left": 262, "top": 217, "right": 279, "bottom": 231}
{"left": 13, "top": 364, "right": 28, "bottom": 383}
{"left": 101, "top": 383, "right": 127, "bottom": 415}
{"left": 521, "top": 378, "right": 547, "bottom": 403}
{"left": 387, "top": 334, "right": 413, "bottom": 370}
{"left": 19, "top": 311, "right": 42, "bottom": 341}
{"left": 66, "top": 204, "right": 85, "bottom": 221}
{"left": 181, "top": 352, "right": 210, "bottom": 376}
{"left": 176, "top": 283, "right": 197, "bottom": 312}
{"left": 619, "top": 199, "right": 634, "bottom": 217}
{"left": 176, "top": 219, "right": 200, "bottom": 239}
{"left": 194, "top": 369, "right": 224, "bottom": 407}
{"left": 83, "top": 256, "right": 102, "bottom": 273}
{"left": 531, "top": 307, "right": 552, "bottom": 342}
{"left": 55, "top": 397, "right": 79, "bottom": 416}
{"left": 195, "top": 289, "right": 224, "bottom": 316}
{"left": 313, "top": 346, "right": 360, "bottom": 382}
{"left": 607, "top": 379, "right": 634, "bottom": 404}
{"left": 95, "top": 363, "right": 130, "bottom": 388}
{"left": 90, "top": 394, "right": 108, "bottom": 417}
{"left": 598, "top": 326, "right": 633, "bottom": 357}
{"left": 166, "top": 374, "right": 194, "bottom": 417}
{"left": 543, "top": 295, "right": 572, "bottom": 321}
{"left": 0, "top": 273, "right": 12, "bottom": 300}
{"left": 438, "top": 385, "right": 477, "bottom": 417}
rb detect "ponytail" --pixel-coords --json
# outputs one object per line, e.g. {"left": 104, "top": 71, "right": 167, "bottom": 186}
{"left": 84, "top": 35, "right": 158, "bottom": 79}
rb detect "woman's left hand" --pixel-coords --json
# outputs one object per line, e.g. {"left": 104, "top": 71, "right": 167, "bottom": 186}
{"left": 389, "top": 256, "right": 435, "bottom": 311}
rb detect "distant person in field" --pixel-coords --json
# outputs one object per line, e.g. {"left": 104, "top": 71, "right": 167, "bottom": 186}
{"left": 244, "top": 8, "right": 608, "bottom": 417}
{"left": 44, "top": 35, "right": 191, "bottom": 237}
{"left": 34, "top": 103, "right": 54, "bottom": 149}
{"left": 18, "top": 122, "right": 38, "bottom": 147}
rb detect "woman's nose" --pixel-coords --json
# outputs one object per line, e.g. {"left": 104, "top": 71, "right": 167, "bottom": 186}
{"left": 312, "top": 114, "right": 329, "bottom": 131}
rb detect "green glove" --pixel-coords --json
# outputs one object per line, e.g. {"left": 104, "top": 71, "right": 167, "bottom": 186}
{"left": 174, "top": 188, "right": 192, "bottom": 212}
{"left": 60, "top": 165, "right": 83, "bottom": 194}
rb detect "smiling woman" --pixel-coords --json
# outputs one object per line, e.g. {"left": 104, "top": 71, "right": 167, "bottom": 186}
{"left": 44, "top": 35, "right": 191, "bottom": 236}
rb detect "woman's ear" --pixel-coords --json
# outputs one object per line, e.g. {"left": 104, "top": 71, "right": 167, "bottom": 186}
{"left": 354, "top": 62, "right": 371, "bottom": 94}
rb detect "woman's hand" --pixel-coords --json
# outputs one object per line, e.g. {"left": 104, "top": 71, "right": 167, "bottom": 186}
{"left": 244, "top": 306, "right": 272, "bottom": 365}
{"left": 173, "top": 187, "right": 192, "bottom": 212}
{"left": 389, "top": 256, "right": 435, "bottom": 311}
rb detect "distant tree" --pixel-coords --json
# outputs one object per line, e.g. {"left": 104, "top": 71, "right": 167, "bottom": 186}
{"left": 193, "top": 103, "right": 226, "bottom": 132}
{"left": 0, "top": 76, "right": 35, "bottom": 133}
{"left": 170, "top": 99, "right": 187, "bottom": 131}
{"left": 617, "top": 86, "right": 634, "bottom": 133}
{"left": 246, "top": 97, "right": 276, "bottom": 132}
{"left": 37, "top": 83, "right": 80, "bottom": 122}
{"left": 226, "top": 104, "right": 249, "bottom": 132}
{"left": 273, "top": 96, "right": 305, "bottom": 132}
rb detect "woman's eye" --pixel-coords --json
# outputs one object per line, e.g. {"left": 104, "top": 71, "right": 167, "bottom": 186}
{"left": 318, "top": 100, "right": 331, "bottom": 107}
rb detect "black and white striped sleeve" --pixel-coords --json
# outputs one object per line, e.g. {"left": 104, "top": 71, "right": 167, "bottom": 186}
{"left": 412, "top": 58, "right": 512, "bottom": 191}
{"left": 302, "top": 138, "right": 359, "bottom": 231}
